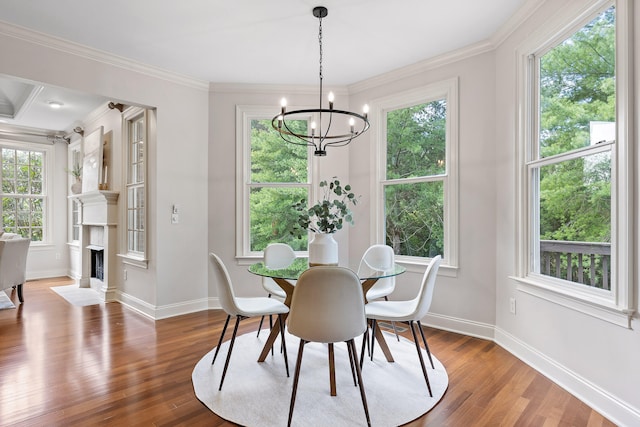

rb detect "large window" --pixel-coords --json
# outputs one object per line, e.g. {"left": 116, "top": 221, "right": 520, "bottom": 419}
{"left": 236, "top": 106, "right": 311, "bottom": 257}
{"left": 516, "top": 1, "right": 632, "bottom": 326}
{"left": 121, "top": 107, "right": 149, "bottom": 267}
{"left": 373, "top": 79, "right": 458, "bottom": 269}
{"left": 1, "top": 143, "right": 49, "bottom": 241}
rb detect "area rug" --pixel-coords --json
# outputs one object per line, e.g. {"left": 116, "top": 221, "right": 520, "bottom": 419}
{"left": 51, "top": 285, "right": 103, "bottom": 306}
{"left": 192, "top": 329, "right": 448, "bottom": 427}
{"left": 0, "top": 290, "right": 15, "bottom": 309}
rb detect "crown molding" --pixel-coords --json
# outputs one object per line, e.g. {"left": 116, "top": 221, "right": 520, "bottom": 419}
{"left": 489, "top": 0, "right": 547, "bottom": 47}
{"left": 0, "top": 20, "right": 209, "bottom": 91}
{"left": 348, "top": 40, "right": 494, "bottom": 95}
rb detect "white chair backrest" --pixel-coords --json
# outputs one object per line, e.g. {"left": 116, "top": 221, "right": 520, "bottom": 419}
{"left": 360, "top": 244, "right": 394, "bottom": 271}
{"left": 264, "top": 243, "right": 296, "bottom": 269}
{"left": 288, "top": 266, "right": 366, "bottom": 343}
{"left": 0, "top": 238, "right": 30, "bottom": 289}
{"left": 412, "top": 255, "right": 442, "bottom": 319}
{"left": 359, "top": 244, "right": 395, "bottom": 293}
{"left": 209, "top": 253, "right": 240, "bottom": 316}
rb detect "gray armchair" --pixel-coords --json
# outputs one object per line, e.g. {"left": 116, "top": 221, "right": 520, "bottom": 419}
{"left": 0, "top": 238, "right": 31, "bottom": 303}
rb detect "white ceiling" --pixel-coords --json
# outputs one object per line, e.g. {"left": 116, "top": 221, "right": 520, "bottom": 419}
{"left": 0, "top": 0, "right": 530, "bottom": 132}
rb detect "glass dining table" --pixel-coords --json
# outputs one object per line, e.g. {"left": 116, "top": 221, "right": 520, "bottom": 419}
{"left": 249, "top": 258, "right": 406, "bottom": 364}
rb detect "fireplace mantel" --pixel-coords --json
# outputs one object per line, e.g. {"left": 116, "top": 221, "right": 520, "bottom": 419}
{"left": 73, "top": 190, "right": 119, "bottom": 225}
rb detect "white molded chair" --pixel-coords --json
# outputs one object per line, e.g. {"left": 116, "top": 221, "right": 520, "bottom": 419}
{"left": 364, "top": 255, "right": 442, "bottom": 397}
{"left": 287, "top": 266, "right": 371, "bottom": 427}
{"left": 257, "top": 243, "right": 296, "bottom": 337}
{"left": 358, "top": 244, "right": 399, "bottom": 340}
{"left": 209, "top": 253, "right": 290, "bottom": 390}
{"left": 0, "top": 238, "right": 31, "bottom": 303}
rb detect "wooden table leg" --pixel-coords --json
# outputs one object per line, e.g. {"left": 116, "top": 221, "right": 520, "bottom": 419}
{"left": 258, "top": 278, "right": 294, "bottom": 363}
{"left": 374, "top": 322, "right": 395, "bottom": 363}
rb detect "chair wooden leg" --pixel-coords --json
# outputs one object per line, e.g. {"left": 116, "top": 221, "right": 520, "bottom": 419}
{"left": 329, "top": 343, "right": 336, "bottom": 396}
{"left": 212, "top": 314, "right": 231, "bottom": 365}
{"left": 347, "top": 339, "right": 358, "bottom": 386}
{"left": 359, "top": 328, "right": 368, "bottom": 369}
{"left": 257, "top": 315, "right": 265, "bottom": 337}
{"left": 409, "top": 321, "right": 432, "bottom": 397}
{"left": 369, "top": 320, "right": 377, "bottom": 361}
{"left": 278, "top": 314, "right": 289, "bottom": 377}
{"left": 17, "top": 283, "right": 24, "bottom": 303}
{"left": 416, "top": 320, "right": 434, "bottom": 369}
{"left": 218, "top": 315, "right": 241, "bottom": 391}
{"left": 288, "top": 339, "right": 306, "bottom": 427}
{"left": 349, "top": 339, "right": 372, "bottom": 427}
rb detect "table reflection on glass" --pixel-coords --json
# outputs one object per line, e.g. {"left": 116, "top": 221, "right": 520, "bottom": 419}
{"left": 249, "top": 259, "right": 405, "bottom": 364}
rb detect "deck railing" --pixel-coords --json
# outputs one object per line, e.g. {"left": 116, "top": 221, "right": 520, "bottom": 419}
{"left": 539, "top": 240, "right": 611, "bottom": 290}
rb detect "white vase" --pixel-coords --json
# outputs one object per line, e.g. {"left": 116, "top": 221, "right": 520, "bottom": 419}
{"left": 71, "top": 179, "right": 82, "bottom": 194}
{"left": 308, "top": 233, "right": 338, "bottom": 266}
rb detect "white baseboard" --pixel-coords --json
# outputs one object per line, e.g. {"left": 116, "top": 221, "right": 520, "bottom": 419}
{"left": 421, "top": 312, "right": 495, "bottom": 340}
{"left": 495, "top": 327, "right": 640, "bottom": 427}
{"left": 115, "top": 290, "right": 210, "bottom": 320}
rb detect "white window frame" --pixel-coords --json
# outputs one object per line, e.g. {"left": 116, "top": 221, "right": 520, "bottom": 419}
{"left": 0, "top": 139, "right": 54, "bottom": 244}
{"left": 514, "top": 0, "right": 633, "bottom": 327}
{"left": 119, "top": 106, "right": 149, "bottom": 269}
{"left": 370, "top": 78, "right": 459, "bottom": 276}
{"left": 67, "top": 139, "right": 82, "bottom": 243}
{"left": 235, "top": 105, "right": 317, "bottom": 261}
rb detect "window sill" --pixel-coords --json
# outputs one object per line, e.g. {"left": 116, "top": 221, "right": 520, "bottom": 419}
{"left": 510, "top": 275, "right": 634, "bottom": 328}
{"left": 118, "top": 253, "right": 148, "bottom": 269}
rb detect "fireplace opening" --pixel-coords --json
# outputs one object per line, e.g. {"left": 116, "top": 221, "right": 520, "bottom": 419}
{"left": 88, "top": 245, "right": 104, "bottom": 281}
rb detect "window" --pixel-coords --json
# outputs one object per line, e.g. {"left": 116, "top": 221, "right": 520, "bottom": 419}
{"left": 121, "top": 107, "right": 149, "bottom": 267}
{"left": 516, "top": 1, "right": 633, "bottom": 326}
{"left": 1, "top": 143, "right": 50, "bottom": 241}
{"left": 68, "top": 143, "right": 81, "bottom": 242}
{"left": 236, "top": 106, "right": 312, "bottom": 258}
{"left": 372, "top": 79, "right": 458, "bottom": 270}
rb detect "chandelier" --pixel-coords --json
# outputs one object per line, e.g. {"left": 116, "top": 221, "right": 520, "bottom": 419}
{"left": 271, "top": 6, "right": 370, "bottom": 156}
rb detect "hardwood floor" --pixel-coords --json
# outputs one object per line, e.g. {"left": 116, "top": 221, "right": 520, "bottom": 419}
{"left": 0, "top": 277, "right": 615, "bottom": 426}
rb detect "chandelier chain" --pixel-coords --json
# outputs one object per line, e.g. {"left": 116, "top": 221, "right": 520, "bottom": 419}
{"left": 318, "top": 15, "right": 323, "bottom": 82}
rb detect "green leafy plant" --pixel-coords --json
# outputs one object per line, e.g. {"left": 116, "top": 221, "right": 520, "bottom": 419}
{"left": 65, "top": 163, "right": 83, "bottom": 180}
{"left": 291, "top": 177, "right": 359, "bottom": 237}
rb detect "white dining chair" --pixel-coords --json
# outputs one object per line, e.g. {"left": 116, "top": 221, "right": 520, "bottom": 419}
{"left": 0, "top": 237, "right": 31, "bottom": 303}
{"left": 287, "top": 266, "right": 371, "bottom": 427}
{"left": 209, "top": 253, "right": 290, "bottom": 391}
{"left": 358, "top": 244, "right": 400, "bottom": 341}
{"left": 257, "top": 243, "right": 296, "bottom": 338}
{"left": 364, "top": 255, "right": 442, "bottom": 397}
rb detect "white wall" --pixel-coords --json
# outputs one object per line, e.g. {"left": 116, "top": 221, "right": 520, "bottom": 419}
{"left": 494, "top": 1, "right": 639, "bottom": 425}
{"left": 0, "top": 26, "right": 210, "bottom": 319}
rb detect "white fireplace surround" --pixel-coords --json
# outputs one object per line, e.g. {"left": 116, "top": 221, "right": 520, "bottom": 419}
{"left": 75, "top": 190, "right": 119, "bottom": 301}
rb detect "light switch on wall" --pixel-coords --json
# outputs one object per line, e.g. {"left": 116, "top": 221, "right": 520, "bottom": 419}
{"left": 171, "top": 204, "right": 179, "bottom": 224}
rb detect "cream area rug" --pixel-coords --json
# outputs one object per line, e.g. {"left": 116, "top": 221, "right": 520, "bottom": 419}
{"left": 192, "top": 329, "right": 448, "bottom": 427}
{"left": 51, "top": 284, "right": 103, "bottom": 306}
{"left": 0, "top": 290, "right": 15, "bottom": 309}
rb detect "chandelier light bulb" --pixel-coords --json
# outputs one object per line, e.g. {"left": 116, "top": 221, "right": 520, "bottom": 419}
{"left": 280, "top": 98, "right": 287, "bottom": 114}
{"left": 328, "top": 92, "right": 335, "bottom": 109}
{"left": 349, "top": 117, "right": 355, "bottom": 134}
